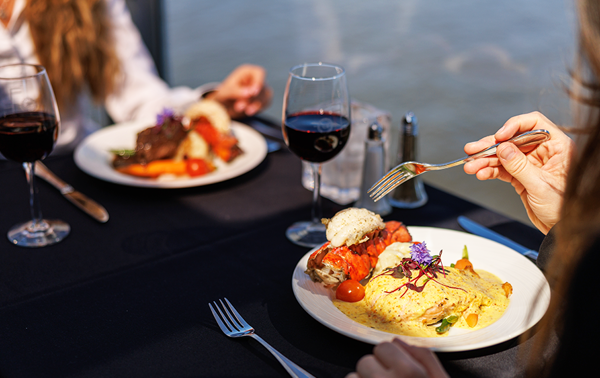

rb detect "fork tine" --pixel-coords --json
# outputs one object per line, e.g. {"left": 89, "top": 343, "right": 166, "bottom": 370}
{"left": 369, "top": 170, "right": 406, "bottom": 198}
{"left": 223, "top": 298, "right": 251, "bottom": 329}
{"left": 368, "top": 166, "right": 403, "bottom": 193}
{"left": 370, "top": 171, "right": 409, "bottom": 199}
{"left": 377, "top": 173, "right": 413, "bottom": 199}
{"left": 209, "top": 302, "right": 233, "bottom": 334}
{"left": 218, "top": 299, "right": 243, "bottom": 331}
{"left": 371, "top": 173, "right": 411, "bottom": 201}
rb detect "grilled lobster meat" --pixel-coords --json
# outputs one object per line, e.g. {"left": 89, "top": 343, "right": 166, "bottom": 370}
{"left": 305, "top": 221, "right": 412, "bottom": 286}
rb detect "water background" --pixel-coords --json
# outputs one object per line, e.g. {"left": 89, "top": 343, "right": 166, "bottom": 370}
{"left": 161, "top": 0, "right": 576, "bottom": 226}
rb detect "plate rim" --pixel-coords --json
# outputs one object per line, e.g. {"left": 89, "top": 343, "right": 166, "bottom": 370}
{"left": 73, "top": 119, "right": 267, "bottom": 188}
{"left": 291, "top": 225, "right": 551, "bottom": 352}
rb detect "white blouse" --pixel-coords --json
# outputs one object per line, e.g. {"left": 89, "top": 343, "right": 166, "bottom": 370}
{"left": 0, "top": 0, "right": 210, "bottom": 155}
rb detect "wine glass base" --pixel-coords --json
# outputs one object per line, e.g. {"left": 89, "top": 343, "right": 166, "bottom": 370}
{"left": 286, "top": 221, "right": 328, "bottom": 248}
{"left": 8, "top": 219, "right": 70, "bottom": 248}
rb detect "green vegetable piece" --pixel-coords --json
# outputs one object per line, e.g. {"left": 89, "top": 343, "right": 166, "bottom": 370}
{"left": 436, "top": 319, "right": 451, "bottom": 334}
{"left": 435, "top": 315, "right": 459, "bottom": 334}
{"left": 462, "top": 245, "right": 469, "bottom": 260}
{"left": 110, "top": 149, "right": 136, "bottom": 157}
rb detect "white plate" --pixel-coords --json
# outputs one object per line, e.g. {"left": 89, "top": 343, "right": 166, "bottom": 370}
{"left": 292, "top": 226, "right": 550, "bottom": 352}
{"left": 74, "top": 120, "right": 267, "bottom": 188}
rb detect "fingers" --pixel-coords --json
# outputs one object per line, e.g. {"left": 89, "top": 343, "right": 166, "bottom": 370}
{"left": 354, "top": 354, "right": 393, "bottom": 378}
{"left": 495, "top": 111, "right": 558, "bottom": 141}
{"left": 391, "top": 339, "right": 449, "bottom": 378}
{"left": 464, "top": 135, "right": 497, "bottom": 155}
{"left": 496, "top": 142, "right": 541, "bottom": 189}
{"left": 222, "top": 64, "right": 266, "bottom": 98}
{"left": 233, "top": 85, "right": 273, "bottom": 116}
{"left": 354, "top": 341, "right": 430, "bottom": 378}
{"left": 464, "top": 156, "right": 514, "bottom": 183}
{"left": 213, "top": 64, "right": 272, "bottom": 117}
{"left": 351, "top": 340, "right": 449, "bottom": 378}
{"left": 465, "top": 111, "right": 558, "bottom": 155}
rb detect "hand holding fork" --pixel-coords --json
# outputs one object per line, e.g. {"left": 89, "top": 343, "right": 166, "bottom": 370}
{"left": 369, "top": 129, "right": 550, "bottom": 202}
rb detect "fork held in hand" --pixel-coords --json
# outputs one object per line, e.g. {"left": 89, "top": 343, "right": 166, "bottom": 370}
{"left": 369, "top": 129, "right": 551, "bottom": 202}
{"left": 209, "top": 298, "right": 315, "bottom": 378}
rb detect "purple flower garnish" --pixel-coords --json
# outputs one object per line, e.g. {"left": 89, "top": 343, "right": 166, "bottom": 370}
{"left": 156, "top": 108, "right": 175, "bottom": 125}
{"left": 410, "top": 242, "right": 432, "bottom": 266}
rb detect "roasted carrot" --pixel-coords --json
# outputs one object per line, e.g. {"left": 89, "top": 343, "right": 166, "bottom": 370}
{"left": 454, "top": 258, "right": 473, "bottom": 270}
{"left": 116, "top": 160, "right": 187, "bottom": 178}
{"left": 455, "top": 245, "right": 479, "bottom": 277}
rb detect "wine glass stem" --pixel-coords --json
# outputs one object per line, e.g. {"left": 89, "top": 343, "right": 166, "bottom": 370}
{"left": 23, "top": 162, "right": 45, "bottom": 230}
{"left": 310, "top": 163, "right": 322, "bottom": 223}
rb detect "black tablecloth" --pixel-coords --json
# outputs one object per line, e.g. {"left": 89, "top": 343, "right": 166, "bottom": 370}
{"left": 0, "top": 145, "right": 545, "bottom": 377}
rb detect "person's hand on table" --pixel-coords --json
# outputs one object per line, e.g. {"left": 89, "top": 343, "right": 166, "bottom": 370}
{"left": 463, "top": 111, "right": 574, "bottom": 234}
{"left": 207, "top": 64, "right": 273, "bottom": 118}
{"left": 346, "top": 338, "right": 449, "bottom": 378}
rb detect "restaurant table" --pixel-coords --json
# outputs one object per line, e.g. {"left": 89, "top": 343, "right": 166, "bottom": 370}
{"left": 0, "top": 139, "right": 547, "bottom": 378}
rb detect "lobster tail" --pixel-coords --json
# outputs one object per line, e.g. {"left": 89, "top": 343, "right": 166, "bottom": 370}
{"left": 305, "top": 221, "right": 412, "bottom": 287}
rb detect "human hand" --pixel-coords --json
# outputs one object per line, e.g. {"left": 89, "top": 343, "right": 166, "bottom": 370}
{"left": 463, "top": 111, "right": 574, "bottom": 234}
{"left": 208, "top": 64, "right": 273, "bottom": 118}
{"left": 346, "top": 338, "right": 449, "bottom": 378}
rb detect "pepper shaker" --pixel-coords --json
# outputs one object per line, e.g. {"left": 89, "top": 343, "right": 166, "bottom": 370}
{"left": 389, "top": 112, "right": 428, "bottom": 208}
{"left": 355, "top": 121, "right": 392, "bottom": 216}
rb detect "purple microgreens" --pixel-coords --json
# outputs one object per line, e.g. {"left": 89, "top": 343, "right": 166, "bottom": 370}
{"left": 372, "top": 250, "right": 466, "bottom": 298}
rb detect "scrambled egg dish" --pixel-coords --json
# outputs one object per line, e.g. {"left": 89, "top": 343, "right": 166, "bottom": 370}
{"left": 334, "top": 243, "right": 511, "bottom": 337}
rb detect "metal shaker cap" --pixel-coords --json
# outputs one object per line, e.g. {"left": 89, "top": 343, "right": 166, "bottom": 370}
{"left": 367, "top": 121, "right": 383, "bottom": 141}
{"left": 403, "top": 112, "right": 418, "bottom": 135}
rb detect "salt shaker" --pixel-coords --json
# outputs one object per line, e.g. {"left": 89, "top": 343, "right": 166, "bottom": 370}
{"left": 389, "top": 112, "right": 428, "bottom": 208}
{"left": 355, "top": 121, "right": 392, "bottom": 216}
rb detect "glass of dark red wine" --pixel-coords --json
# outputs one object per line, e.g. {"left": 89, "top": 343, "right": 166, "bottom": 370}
{"left": 282, "top": 63, "right": 351, "bottom": 247}
{"left": 0, "top": 64, "right": 69, "bottom": 247}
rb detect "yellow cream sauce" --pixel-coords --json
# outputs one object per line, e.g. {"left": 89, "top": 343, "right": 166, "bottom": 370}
{"left": 334, "top": 268, "right": 510, "bottom": 337}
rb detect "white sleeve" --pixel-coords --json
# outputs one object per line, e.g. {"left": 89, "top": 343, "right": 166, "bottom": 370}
{"left": 103, "top": 0, "right": 208, "bottom": 123}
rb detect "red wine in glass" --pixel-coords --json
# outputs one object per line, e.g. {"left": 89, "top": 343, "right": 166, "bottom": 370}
{"left": 0, "top": 111, "right": 58, "bottom": 162}
{"left": 282, "top": 62, "right": 351, "bottom": 247}
{"left": 0, "top": 63, "right": 69, "bottom": 247}
{"left": 283, "top": 111, "right": 350, "bottom": 163}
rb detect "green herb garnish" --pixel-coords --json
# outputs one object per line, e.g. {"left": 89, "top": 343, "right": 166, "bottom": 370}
{"left": 110, "top": 149, "right": 136, "bottom": 158}
{"left": 435, "top": 315, "right": 459, "bottom": 334}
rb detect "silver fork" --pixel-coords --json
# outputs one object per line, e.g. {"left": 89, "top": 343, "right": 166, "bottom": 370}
{"left": 209, "top": 298, "right": 315, "bottom": 378}
{"left": 369, "top": 129, "right": 550, "bottom": 202}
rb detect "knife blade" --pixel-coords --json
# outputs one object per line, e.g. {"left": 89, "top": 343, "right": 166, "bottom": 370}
{"left": 457, "top": 216, "right": 538, "bottom": 260}
{"left": 34, "top": 162, "right": 109, "bottom": 223}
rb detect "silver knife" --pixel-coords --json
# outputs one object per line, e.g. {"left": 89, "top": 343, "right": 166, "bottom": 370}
{"left": 457, "top": 216, "right": 538, "bottom": 260}
{"left": 35, "top": 162, "right": 109, "bottom": 223}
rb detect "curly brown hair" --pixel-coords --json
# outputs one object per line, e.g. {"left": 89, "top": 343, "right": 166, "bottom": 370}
{"left": 24, "top": 0, "right": 121, "bottom": 109}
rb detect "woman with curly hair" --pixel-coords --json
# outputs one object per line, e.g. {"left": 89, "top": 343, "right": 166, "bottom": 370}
{"left": 0, "top": 0, "right": 271, "bottom": 154}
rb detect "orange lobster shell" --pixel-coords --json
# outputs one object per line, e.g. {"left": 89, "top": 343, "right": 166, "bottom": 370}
{"left": 305, "top": 221, "right": 412, "bottom": 286}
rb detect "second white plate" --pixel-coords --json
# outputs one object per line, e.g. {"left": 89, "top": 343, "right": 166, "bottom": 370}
{"left": 74, "top": 120, "right": 267, "bottom": 188}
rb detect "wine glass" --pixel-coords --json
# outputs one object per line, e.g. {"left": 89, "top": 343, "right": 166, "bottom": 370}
{"left": 282, "top": 63, "right": 351, "bottom": 247}
{"left": 0, "top": 64, "right": 70, "bottom": 247}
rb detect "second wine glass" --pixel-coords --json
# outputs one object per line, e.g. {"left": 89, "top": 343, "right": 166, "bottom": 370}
{"left": 282, "top": 63, "right": 351, "bottom": 247}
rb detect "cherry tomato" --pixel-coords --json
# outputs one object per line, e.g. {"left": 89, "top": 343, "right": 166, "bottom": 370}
{"left": 336, "top": 279, "right": 365, "bottom": 302}
{"left": 186, "top": 159, "right": 212, "bottom": 177}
